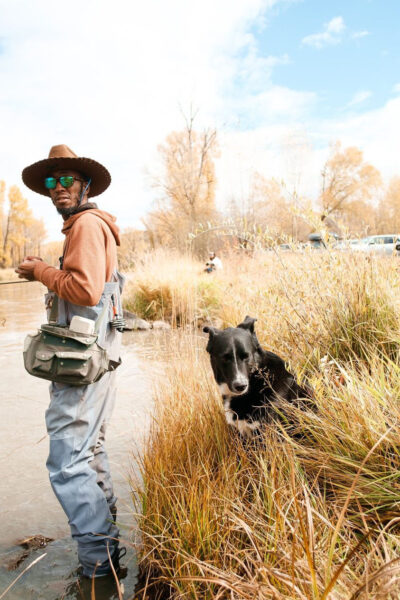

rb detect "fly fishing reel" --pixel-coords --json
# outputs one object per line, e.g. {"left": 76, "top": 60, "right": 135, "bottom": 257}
{"left": 110, "top": 295, "right": 126, "bottom": 332}
{"left": 110, "top": 314, "right": 126, "bottom": 332}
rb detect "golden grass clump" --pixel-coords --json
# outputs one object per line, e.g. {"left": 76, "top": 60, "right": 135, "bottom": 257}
{"left": 133, "top": 333, "right": 400, "bottom": 598}
{"left": 124, "top": 249, "right": 400, "bottom": 366}
{"left": 130, "top": 249, "right": 400, "bottom": 598}
{"left": 123, "top": 250, "right": 222, "bottom": 327}
{"left": 214, "top": 249, "right": 400, "bottom": 368}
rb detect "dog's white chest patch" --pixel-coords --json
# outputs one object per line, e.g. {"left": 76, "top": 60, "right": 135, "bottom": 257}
{"left": 223, "top": 399, "right": 260, "bottom": 437}
{"left": 219, "top": 383, "right": 232, "bottom": 396}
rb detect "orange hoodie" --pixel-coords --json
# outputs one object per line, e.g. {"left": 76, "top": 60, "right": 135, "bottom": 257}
{"left": 33, "top": 209, "right": 120, "bottom": 306}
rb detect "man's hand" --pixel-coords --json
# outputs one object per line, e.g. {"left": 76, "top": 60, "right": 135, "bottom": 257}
{"left": 15, "top": 258, "right": 43, "bottom": 281}
{"left": 23, "top": 255, "right": 43, "bottom": 262}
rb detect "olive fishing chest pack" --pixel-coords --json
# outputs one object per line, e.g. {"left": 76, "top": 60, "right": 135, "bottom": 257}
{"left": 23, "top": 296, "right": 120, "bottom": 386}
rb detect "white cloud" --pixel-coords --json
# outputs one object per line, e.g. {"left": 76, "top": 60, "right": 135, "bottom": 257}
{"left": 352, "top": 30, "right": 370, "bottom": 39}
{"left": 216, "top": 95, "right": 400, "bottom": 212}
{"left": 0, "top": 0, "right": 397, "bottom": 244}
{"left": 348, "top": 90, "right": 372, "bottom": 106}
{"left": 0, "top": 0, "right": 285, "bottom": 239}
{"left": 232, "top": 86, "right": 316, "bottom": 127}
{"left": 315, "top": 97, "right": 400, "bottom": 182}
{"left": 393, "top": 83, "right": 400, "bottom": 94}
{"left": 327, "top": 16, "right": 346, "bottom": 34}
{"left": 302, "top": 16, "right": 345, "bottom": 49}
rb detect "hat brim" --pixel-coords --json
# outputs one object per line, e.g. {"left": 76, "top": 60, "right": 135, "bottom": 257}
{"left": 22, "top": 157, "right": 111, "bottom": 198}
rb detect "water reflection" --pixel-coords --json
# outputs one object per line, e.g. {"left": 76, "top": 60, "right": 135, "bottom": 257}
{"left": 0, "top": 282, "right": 170, "bottom": 598}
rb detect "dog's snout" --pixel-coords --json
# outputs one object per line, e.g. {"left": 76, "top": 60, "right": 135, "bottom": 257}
{"left": 232, "top": 381, "right": 248, "bottom": 394}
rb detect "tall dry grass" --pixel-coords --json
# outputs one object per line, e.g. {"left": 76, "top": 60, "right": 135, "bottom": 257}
{"left": 130, "top": 249, "right": 400, "bottom": 599}
{"left": 123, "top": 250, "right": 222, "bottom": 326}
{"left": 124, "top": 249, "right": 400, "bottom": 366}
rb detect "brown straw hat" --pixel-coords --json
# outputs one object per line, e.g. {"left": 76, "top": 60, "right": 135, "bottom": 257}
{"left": 22, "top": 144, "right": 111, "bottom": 198}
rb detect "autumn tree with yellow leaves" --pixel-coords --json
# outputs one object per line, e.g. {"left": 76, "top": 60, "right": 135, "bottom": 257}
{"left": 244, "top": 174, "right": 313, "bottom": 241}
{"left": 226, "top": 142, "right": 384, "bottom": 244}
{"left": 376, "top": 177, "right": 400, "bottom": 234}
{"left": 319, "top": 143, "right": 382, "bottom": 235}
{"left": 142, "top": 132, "right": 400, "bottom": 249}
{"left": 145, "top": 115, "right": 218, "bottom": 254}
{"left": 0, "top": 182, "right": 47, "bottom": 267}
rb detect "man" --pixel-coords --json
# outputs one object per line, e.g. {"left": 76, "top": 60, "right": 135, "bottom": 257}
{"left": 16, "top": 145, "right": 125, "bottom": 579}
{"left": 205, "top": 251, "right": 223, "bottom": 273}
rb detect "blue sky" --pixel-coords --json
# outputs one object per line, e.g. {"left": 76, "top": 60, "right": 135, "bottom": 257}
{"left": 0, "top": 0, "right": 399, "bottom": 240}
{"left": 249, "top": 0, "right": 400, "bottom": 119}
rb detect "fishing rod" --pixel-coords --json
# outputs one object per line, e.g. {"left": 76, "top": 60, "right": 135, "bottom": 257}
{"left": 0, "top": 279, "right": 35, "bottom": 285}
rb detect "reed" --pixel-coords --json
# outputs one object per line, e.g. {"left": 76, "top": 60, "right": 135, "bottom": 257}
{"left": 131, "top": 248, "right": 400, "bottom": 599}
{"left": 123, "top": 250, "right": 222, "bottom": 327}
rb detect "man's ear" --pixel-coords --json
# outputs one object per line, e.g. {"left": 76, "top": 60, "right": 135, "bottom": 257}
{"left": 237, "top": 315, "right": 257, "bottom": 334}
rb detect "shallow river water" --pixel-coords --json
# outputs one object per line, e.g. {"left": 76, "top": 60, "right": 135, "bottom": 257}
{"left": 0, "top": 281, "right": 170, "bottom": 599}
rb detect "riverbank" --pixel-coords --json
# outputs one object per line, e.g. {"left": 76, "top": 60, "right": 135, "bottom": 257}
{"left": 0, "top": 267, "right": 19, "bottom": 282}
{"left": 132, "top": 249, "right": 400, "bottom": 599}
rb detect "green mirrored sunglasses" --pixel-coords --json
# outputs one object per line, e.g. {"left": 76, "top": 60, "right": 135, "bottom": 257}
{"left": 44, "top": 176, "right": 85, "bottom": 190}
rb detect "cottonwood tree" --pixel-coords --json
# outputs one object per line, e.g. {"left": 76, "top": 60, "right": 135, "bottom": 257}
{"left": 25, "top": 217, "right": 47, "bottom": 257}
{"left": 248, "top": 175, "right": 291, "bottom": 235}
{"left": 338, "top": 199, "right": 377, "bottom": 236}
{"left": 117, "top": 228, "right": 150, "bottom": 270}
{"left": 41, "top": 240, "right": 63, "bottom": 266}
{"left": 146, "top": 115, "right": 218, "bottom": 254}
{"left": 246, "top": 174, "right": 311, "bottom": 241}
{"left": 0, "top": 184, "right": 47, "bottom": 267}
{"left": 320, "top": 143, "right": 382, "bottom": 224}
{"left": 377, "top": 177, "right": 400, "bottom": 233}
{"left": 4, "top": 186, "right": 33, "bottom": 265}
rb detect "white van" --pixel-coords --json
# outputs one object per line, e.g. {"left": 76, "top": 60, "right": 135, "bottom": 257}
{"left": 365, "top": 235, "right": 400, "bottom": 255}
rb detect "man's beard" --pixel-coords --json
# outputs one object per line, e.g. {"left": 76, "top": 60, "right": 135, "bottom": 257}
{"left": 56, "top": 201, "right": 98, "bottom": 217}
{"left": 56, "top": 205, "right": 78, "bottom": 217}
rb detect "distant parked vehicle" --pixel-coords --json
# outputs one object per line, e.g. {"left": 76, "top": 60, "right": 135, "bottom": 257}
{"left": 307, "top": 233, "right": 327, "bottom": 249}
{"left": 365, "top": 235, "right": 400, "bottom": 255}
{"left": 277, "top": 243, "right": 291, "bottom": 251}
{"left": 335, "top": 238, "right": 371, "bottom": 251}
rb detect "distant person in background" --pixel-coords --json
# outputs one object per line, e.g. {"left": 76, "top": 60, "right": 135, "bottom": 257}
{"left": 204, "top": 251, "right": 223, "bottom": 273}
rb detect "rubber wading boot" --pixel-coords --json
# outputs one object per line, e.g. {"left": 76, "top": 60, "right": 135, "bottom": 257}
{"left": 80, "top": 546, "right": 127, "bottom": 579}
{"left": 64, "top": 565, "right": 128, "bottom": 600}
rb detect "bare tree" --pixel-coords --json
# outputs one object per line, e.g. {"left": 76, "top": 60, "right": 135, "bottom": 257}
{"left": 146, "top": 112, "right": 219, "bottom": 254}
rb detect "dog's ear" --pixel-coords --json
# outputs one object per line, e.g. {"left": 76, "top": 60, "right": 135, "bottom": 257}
{"left": 238, "top": 316, "right": 263, "bottom": 357}
{"left": 203, "top": 326, "right": 216, "bottom": 336}
{"left": 237, "top": 315, "right": 257, "bottom": 334}
{"left": 203, "top": 326, "right": 219, "bottom": 353}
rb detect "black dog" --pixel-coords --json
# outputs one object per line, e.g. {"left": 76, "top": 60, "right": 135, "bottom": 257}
{"left": 204, "top": 316, "right": 312, "bottom": 436}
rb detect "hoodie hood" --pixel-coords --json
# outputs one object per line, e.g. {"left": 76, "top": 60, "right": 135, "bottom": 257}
{"left": 62, "top": 208, "right": 120, "bottom": 246}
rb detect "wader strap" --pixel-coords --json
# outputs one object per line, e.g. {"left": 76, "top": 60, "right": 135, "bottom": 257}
{"left": 94, "top": 299, "right": 111, "bottom": 333}
{"left": 49, "top": 295, "right": 59, "bottom": 324}
{"left": 48, "top": 294, "right": 111, "bottom": 332}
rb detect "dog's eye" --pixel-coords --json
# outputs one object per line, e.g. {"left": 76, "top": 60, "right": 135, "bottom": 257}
{"left": 240, "top": 353, "right": 250, "bottom": 361}
{"left": 222, "top": 353, "right": 232, "bottom": 362}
